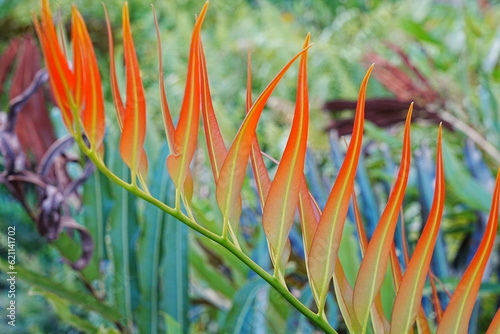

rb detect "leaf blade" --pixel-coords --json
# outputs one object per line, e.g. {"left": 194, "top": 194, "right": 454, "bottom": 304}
{"left": 390, "top": 125, "right": 444, "bottom": 333}
{"left": 34, "top": 0, "right": 75, "bottom": 132}
{"left": 437, "top": 168, "right": 500, "bottom": 334}
{"left": 216, "top": 45, "right": 311, "bottom": 234}
{"left": 71, "top": 6, "right": 105, "bottom": 149}
{"left": 307, "top": 65, "right": 373, "bottom": 313}
{"left": 167, "top": 3, "right": 208, "bottom": 201}
{"left": 103, "top": 4, "right": 125, "bottom": 128}
{"left": 262, "top": 34, "right": 310, "bottom": 276}
{"left": 119, "top": 3, "right": 148, "bottom": 180}
{"left": 352, "top": 104, "right": 413, "bottom": 329}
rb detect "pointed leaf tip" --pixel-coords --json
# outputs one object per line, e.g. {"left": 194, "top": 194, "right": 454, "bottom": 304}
{"left": 167, "top": 2, "right": 208, "bottom": 200}
{"left": 263, "top": 36, "right": 310, "bottom": 273}
{"left": 216, "top": 45, "right": 311, "bottom": 229}
{"left": 352, "top": 104, "right": 412, "bottom": 330}
{"left": 72, "top": 6, "right": 105, "bottom": 150}
{"left": 390, "top": 120, "right": 444, "bottom": 334}
{"left": 307, "top": 65, "right": 373, "bottom": 313}
{"left": 119, "top": 1, "right": 149, "bottom": 180}
{"left": 438, "top": 168, "right": 500, "bottom": 334}
{"left": 35, "top": 0, "right": 75, "bottom": 132}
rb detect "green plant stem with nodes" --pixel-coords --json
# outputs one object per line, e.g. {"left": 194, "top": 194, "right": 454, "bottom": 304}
{"left": 73, "top": 134, "right": 337, "bottom": 334}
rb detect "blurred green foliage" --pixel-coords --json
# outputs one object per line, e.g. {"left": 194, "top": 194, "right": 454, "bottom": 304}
{"left": 1, "top": 0, "right": 500, "bottom": 333}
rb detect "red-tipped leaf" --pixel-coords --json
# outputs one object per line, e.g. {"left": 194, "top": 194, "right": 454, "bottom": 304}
{"left": 34, "top": 0, "right": 75, "bottom": 132}
{"left": 391, "top": 124, "right": 444, "bottom": 333}
{"left": 71, "top": 6, "right": 105, "bottom": 149}
{"left": 216, "top": 45, "right": 311, "bottom": 233}
{"left": 167, "top": 3, "right": 208, "bottom": 202}
{"left": 307, "top": 65, "right": 373, "bottom": 312}
{"left": 119, "top": 3, "right": 148, "bottom": 180}
{"left": 103, "top": 4, "right": 125, "bottom": 128}
{"left": 352, "top": 103, "right": 413, "bottom": 330}
{"left": 437, "top": 169, "right": 500, "bottom": 334}
{"left": 262, "top": 34, "right": 310, "bottom": 275}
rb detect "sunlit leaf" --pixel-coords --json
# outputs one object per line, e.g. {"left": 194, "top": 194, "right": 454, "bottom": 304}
{"left": 103, "top": 4, "right": 125, "bottom": 128}
{"left": 352, "top": 192, "right": 390, "bottom": 333}
{"left": 71, "top": 6, "right": 105, "bottom": 150}
{"left": 262, "top": 34, "right": 310, "bottom": 279}
{"left": 216, "top": 45, "right": 311, "bottom": 236}
{"left": 352, "top": 104, "right": 412, "bottom": 330}
{"left": 437, "top": 169, "right": 500, "bottom": 334}
{"left": 391, "top": 124, "right": 444, "bottom": 333}
{"left": 167, "top": 3, "right": 208, "bottom": 204}
{"left": 307, "top": 65, "right": 373, "bottom": 313}
{"left": 34, "top": 0, "right": 75, "bottom": 132}
{"left": 119, "top": 3, "right": 148, "bottom": 181}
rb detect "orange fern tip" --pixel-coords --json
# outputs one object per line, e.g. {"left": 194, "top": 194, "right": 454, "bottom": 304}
{"left": 71, "top": 5, "right": 106, "bottom": 150}
{"left": 167, "top": 2, "right": 208, "bottom": 197}
{"left": 438, "top": 168, "right": 500, "bottom": 334}
{"left": 36, "top": 0, "right": 106, "bottom": 148}
{"left": 117, "top": 2, "right": 149, "bottom": 181}
{"left": 34, "top": 0, "right": 76, "bottom": 133}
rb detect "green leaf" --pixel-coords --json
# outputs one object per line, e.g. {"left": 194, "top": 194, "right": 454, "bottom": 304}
{"left": 83, "top": 168, "right": 113, "bottom": 262}
{"left": 442, "top": 142, "right": 490, "bottom": 212}
{"left": 0, "top": 258, "right": 122, "bottom": 323}
{"left": 82, "top": 168, "right": 114, "bottom": 287}
{"left": 136, "top": 144, "right": 174, "bottom": 334}
{"left": 161, "top": 312, "right": 183, "bottom": 334}
{"left": 221, "top": 278, "right": 266, "bottom": 334}
{"left": 401, "top": 19, "right": 442, "bottom": 46}
{"left": 108, "top": 160, "right": 140, "bottom": 330}
{"left": 30, "top": 288, "right": 98, "bottom": 333}
{"left": 160, "top": 197, "right": 190, "bottom": 333}
{"left": 51, "top": 231, "right": 99, "bottom": 282}
{"left": 190, "top": 241, "right": 235, "bottom": 299}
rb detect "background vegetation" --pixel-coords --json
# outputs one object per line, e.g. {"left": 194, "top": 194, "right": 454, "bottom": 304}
{"left": 1, "top": 0, "right": 499, "bottom": 333}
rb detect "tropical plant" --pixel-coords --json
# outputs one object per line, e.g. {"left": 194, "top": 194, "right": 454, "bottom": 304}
{"left": 25, "top": 0, "right": 500, "bottom": 333}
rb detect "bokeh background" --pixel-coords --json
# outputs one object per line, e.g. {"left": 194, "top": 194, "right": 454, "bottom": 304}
{"left": 1, "top": 0, "right": 500, "bottom": 333}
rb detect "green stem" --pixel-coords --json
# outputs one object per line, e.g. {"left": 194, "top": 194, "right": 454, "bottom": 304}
{"left": 76, "top": 138, "right": 337, "bottom": 334}
{"left": 220, "top": 239, "right": 337, "bottom": 334}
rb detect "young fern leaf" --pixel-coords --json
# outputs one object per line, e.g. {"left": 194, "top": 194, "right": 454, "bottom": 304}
{"left": 437, "top": 168, "right": 500, "bottom": 334}
{"left": 280, "top": 144, "right": 357, "bottom": 331}
{"left": 388, "top": 235, "right": 431, "bottom": 334}
{"left": 245, "top": 51, "right": 293, "bottom": 264}
{"left": 199, "top": 39, "right": 242, "bottom": 238}
{"left": 390, "top": 124, "right": 444, "bottom": 333}
{"left": 119, "top": 3, "right": 148, "bottom": 184}
{"left": 104, "top": 5, "right": 125, "bottom": 129}
{"left": 167, "top": 2, "right": 208, "bottom": 206}
{"left": 199, "top": 41, "right": 229, "bottom": 180}
{"left": 34, "top": 0, "right": 75, "bottom": 133}
{"left": 298, "top": 190, "right": 358, "bottom": 330}
{"left": 153, "top": 7, "right": 194, "bottom": 202}
{"left": 351, "top": 192, "right": 390, "bottom": 333}
{"left": 352, "top": 103, "right": 412, "bottom": 332}
{"left": 307, "top": 65, "right": 373, "bottom": 314}
{"left": 216, "top": 45, "right": 311, "bottom": 238}
{"left": 262, "top": 34, "right": 310, "bottom": 281}
{"left": 72, "top": 9, "right": 84, "bottom": 121}
{"left": 71, "top": 7, "right": 105, "bottom": 151}
{"left": 394, "top": 209, "right": 432, "bottom": 334}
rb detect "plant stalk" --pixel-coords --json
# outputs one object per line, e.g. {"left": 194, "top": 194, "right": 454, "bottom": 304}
{"left": 77, "top": 138, "right": 337, "bottom": 334}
